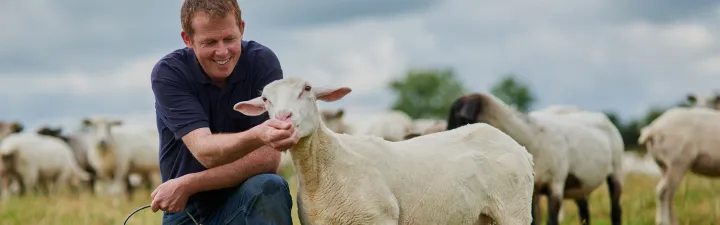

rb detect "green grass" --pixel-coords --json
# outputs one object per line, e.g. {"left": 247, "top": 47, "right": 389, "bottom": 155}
{"left": 1, "top": 169, "right": 719, "bottom": 224}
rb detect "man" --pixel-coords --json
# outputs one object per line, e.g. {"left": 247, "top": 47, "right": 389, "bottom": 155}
{"left": 149, "top": 0, "right": 299, "bottom": 224}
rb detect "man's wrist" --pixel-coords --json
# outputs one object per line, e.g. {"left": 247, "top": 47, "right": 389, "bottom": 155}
{"left": 240, "top": 126, "right": 264, "bottom": 150}
{"left": 180, "top": 173, "right": 202, "bottom": 195}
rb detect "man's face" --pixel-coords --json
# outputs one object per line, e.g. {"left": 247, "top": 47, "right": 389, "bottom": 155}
{"left": 182, "top": 12, "right": 245, "bottom": 83}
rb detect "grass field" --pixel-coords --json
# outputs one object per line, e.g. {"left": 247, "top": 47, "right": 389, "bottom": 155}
{"left": 2, "top": 167, "right": 720, "bottom": 224}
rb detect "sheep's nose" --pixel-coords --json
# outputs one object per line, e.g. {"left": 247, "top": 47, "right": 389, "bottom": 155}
{"left": 98, "top": 140, "right": 108, "bottom": 149}
{"left": 275, "top": 111, "right": 293, "bottom": 121}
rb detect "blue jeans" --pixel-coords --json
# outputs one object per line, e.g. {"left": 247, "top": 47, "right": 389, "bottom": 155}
{"left": 162, "top": 173, "right": 293, "bottom": 225}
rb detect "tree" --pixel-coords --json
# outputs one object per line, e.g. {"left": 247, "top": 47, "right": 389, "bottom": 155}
{"left": 489, "top": 74, "right": 537, "bottom": 112}
{"left": 388, "top": 67, "right": 468, "bottom": 119}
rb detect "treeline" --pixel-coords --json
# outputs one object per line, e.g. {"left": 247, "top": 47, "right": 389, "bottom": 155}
{"left": 387, "top": 67, "right": 689, "bottom": 150}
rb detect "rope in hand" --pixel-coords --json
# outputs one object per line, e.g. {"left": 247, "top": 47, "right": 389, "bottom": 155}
{"left": 123, "top": 204, "right": 199, "bottom": 225}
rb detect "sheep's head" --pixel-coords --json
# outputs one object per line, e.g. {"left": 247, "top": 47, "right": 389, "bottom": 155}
{"left": 82, "top": 117, "right": 122, "bottom": 152}
{"left": 687, "top": 92, "right": 720, "bottom": 110}
{"left": 321, "top": 108, "right": 348, "bottom": 133}
{"left": 447, "top": 94, "right": 486, "bottom": 130}
{"left": 233, "top": 77, "right": 352, "bottom": 138}
{"left": 0, "top": 121, "right": 23, "bottom": 140}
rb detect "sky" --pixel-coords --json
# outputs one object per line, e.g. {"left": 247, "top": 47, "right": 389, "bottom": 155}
{"left": 1, "top": 0, "right": 719, "bottom": 132}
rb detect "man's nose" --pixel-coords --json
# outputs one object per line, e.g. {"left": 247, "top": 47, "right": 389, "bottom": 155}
{"left": 275, "top": 111, "right": 293, "bottom": 121}
{"left": 215, "top": 43, "right": 228, "bottom": 56}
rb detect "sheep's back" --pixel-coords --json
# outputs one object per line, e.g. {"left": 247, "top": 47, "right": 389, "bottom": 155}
{"left": 338, "top": 123, "right": 534, "bottom": 223}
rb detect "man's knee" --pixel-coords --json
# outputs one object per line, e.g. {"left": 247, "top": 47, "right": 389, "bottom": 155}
{"left": 238, "top": 174, "right": 292, "bottom": 205}
{"left": 242, "top": 174, "right": 289, "bottom": 195}
{"left": 229, "top": 174, "right": 293, "bottom": 224}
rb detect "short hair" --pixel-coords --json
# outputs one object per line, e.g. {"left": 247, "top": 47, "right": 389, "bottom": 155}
{"left": 180, "top": 0, "right": 242, "bottom": 37}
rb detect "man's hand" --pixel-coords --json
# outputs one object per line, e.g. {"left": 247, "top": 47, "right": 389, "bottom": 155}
{"left": 151, "top": 178, "right": 193, "bottom": 213}
{"left": 251, "top": 119, "right": 300, "bottom": 151}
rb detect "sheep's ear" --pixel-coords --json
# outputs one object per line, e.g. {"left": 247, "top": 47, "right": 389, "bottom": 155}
{"left": 234, "top": 97, "right": 267, "bottom": 116}
{"left": 314, "top": 87, "right": 352, "bottom": 102}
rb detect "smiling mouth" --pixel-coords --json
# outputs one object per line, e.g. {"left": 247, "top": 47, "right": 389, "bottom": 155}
{"left": 215, "top": 56, "right": 232, "bottom": 65}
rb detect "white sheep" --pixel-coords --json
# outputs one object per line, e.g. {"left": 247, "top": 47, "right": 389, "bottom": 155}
{"left": 446, "top": 94, "right": 624, "bottom": 225}
{"left": 638, "top": 107, "right": 720, "bottom": 225}
{"left": 232, "top": 77, "right": 535, "bottom": 224}
{"left": 404, "top": 118, "right": 447, "bottom": 140}
{"left": 361, "top": 110, "right": 415, "bottom": 142}
{"left": 686, "top": 92, "right": 719, "bottom": 109}
{"left": 320, "top": 108, "right": 353, "bottom": 134}
{"left": 81, "top": 117, "right": 161, "bottom": 198}
{"left": 0, "top": 132, "right": 91, "bottom": 195}
{"left": 36, "top": 126, "right": 100, "bottom": 194}
{"left": 0, "top": 121, "right": 24, "bottom": 197}
{"left": 532, "top": 104, "right": 626, "bottom": 223}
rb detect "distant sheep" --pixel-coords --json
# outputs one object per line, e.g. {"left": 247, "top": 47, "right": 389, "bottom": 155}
{"left": 36, "top": 126, "right": 99, "bottom": 194}
{"left": 233, "top": 77, "right": 535, "bottom": 224}
{"left": 638, "top": 107, "right": 720, "bottom": 225}
{"left": 686, "top": 92, "right": 720, "bottom": 109}
{"left": 446, "top": 94, "right": 624, "bottom": 225}
{"left": 0, "top": 121, "right": 24, "bottom": 197}
{"left": 362, "top": 110, "right": 415, "bottom": 142}
{"left": 0, "top": 132, "right": 90, "bottom": 195}
{"left": 0, "top": 121, "right": 23, "bottom": 139}
{"left": 82, "top": 117, "right": 161, "bottom": 198}
{"left": 403, "top": 119, "right": 446, "bottom": 140}
{"left": 320, "top": 108, "right": 352, "bottom": 134}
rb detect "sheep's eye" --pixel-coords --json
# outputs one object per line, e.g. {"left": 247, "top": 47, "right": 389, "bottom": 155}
{"left": 261, "top": 97, "right": 267, "bottom": 102}
{"left": 304, "top": 85, "right": 311, "bottom": 91}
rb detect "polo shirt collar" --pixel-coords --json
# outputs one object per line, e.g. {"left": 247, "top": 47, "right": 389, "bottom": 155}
{"left": 190, "top": 40, "right": 249, "bottom": 85}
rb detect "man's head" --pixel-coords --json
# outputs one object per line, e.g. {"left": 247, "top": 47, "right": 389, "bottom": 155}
{"left": 180, "top": 0, "right": 245, "bottom": 83}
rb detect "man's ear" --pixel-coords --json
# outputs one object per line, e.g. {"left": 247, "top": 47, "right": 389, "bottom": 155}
{"left": 314, "top": 87, "right": 352, "bottom": 102}
{"left": 234, "top": 97, "right": 267, "bottom": 116}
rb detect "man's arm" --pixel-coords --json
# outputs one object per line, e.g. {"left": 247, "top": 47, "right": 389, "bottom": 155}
{"left": 151, "top": 62, "right": 264, "bottom": 168}
{"left": 180, "top": 145, "right": 281, "bottom": 193}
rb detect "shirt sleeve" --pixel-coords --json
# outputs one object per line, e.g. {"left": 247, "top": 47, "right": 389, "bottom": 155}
{"left": 151, "top": 61, "right": 209, "bottom": 140}
{"left": 248, "top": 47, "right": 284, "bottom": 127}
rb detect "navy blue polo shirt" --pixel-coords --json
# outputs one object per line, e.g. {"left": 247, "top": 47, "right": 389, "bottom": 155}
{"left": 150, "top": 40, "right": 282, "bottom": 211}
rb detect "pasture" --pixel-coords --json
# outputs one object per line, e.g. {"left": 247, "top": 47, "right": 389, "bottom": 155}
{"left": 1, "top": 152, "right": 719, "bottom": 225}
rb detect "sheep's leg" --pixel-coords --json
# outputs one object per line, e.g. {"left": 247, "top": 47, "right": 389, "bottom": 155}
{"left": 22, "top": 168, "right": 39, "bottom": 196}
{"left": 124, "top": 174, "right": 134, "bottom": 200}
{"left": 655, "top": 165, "right": 686, "bottom": 225}
{"left": 545, "top": 182, "right": 565, "bottom": 225}
{"left": 574, "top": 197, "right": 589, "bottom": 225}
{"left": 110, "top": 159, "right": 131, "bottom": 199}
{"left": 53, "top": 169, "right": 72, "bottom": 195}
{"left": 0, "top": 176, "right": 10, "bottom": 199}
{"left": 148, "top": 171, "right": 162, "bottom": 189}
{"left": 86, "top": 167, "right": 97, "bottom": 195}
{"left": 37, "top": 178, "right": 50, "bottom": 196}
{"left": 606, "top": 174, "right": 623, "bottom": 225}
{"left": 141, "top": 172, "right": 153, "bottom": 190}
{"left": 7, "top": 172, "right": 26, "bottom": 197}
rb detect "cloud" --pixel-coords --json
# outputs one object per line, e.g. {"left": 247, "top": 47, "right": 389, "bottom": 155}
{"left": 2, "top": 0, "right": 720, "bottom": 132}
{"left": 239, "top": 0, "right": 440, "bottom": 28}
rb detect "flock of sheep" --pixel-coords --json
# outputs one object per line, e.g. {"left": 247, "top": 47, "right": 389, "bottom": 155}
{"left": 0, "top": 76, "right": 718, "bottom": 225}
{"left": 0, "top": 117, "right": 161, "bottom": 201}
